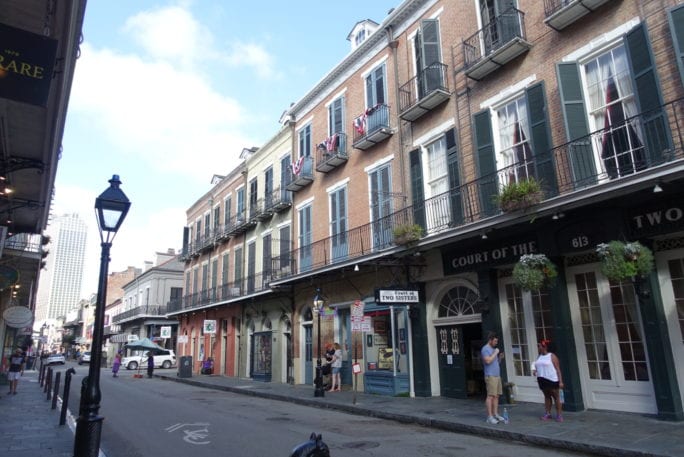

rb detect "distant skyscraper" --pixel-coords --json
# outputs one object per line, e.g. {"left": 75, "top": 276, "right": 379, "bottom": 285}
{"left": 35, "top": 213, "right": 88, "bottom": 322}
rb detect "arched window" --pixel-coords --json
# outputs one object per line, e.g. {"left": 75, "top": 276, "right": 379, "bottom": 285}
{"left": 438, "top": 285, "right": 481, "bottom": 317}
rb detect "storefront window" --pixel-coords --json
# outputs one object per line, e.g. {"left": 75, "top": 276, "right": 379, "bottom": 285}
{"left": 365, "top": 308, "right": 408, "bottom": 374}
{"left": 252, "top": 331, "right": 272, "bottom": 377}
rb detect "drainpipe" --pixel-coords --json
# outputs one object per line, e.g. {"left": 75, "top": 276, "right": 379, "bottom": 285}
{"left": 386, "top": 25, "right": 408, "bottom": 209}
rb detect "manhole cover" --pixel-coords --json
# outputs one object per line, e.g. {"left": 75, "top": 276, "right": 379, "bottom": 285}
{"left": 340, "top": 441, "right": 380, "bottom": 450}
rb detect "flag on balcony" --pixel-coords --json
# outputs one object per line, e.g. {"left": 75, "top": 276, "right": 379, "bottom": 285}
{"left": 600, "top": 75, "right": 644, "bottom": 178}
{"left": 291, "top": 156, "right": 304, "bottom": 175}
{"left": 324, "top": 134, "right": 339, "bottom": 152}
{"left": 354, "top": 115, "right": 366, "bottom": 135}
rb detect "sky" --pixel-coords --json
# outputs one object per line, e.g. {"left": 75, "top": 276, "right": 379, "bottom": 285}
{"left": 51, "top": 0, "right": 401, "bottom": 298}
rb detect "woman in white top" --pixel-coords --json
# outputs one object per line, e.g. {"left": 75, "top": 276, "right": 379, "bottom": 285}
{"left": 532, "top": 339, "right": 564, "bottom": 422}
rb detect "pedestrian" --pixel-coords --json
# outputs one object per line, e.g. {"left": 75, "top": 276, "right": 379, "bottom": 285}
{"left": 533, "top": 339, "right": 564, "bottom": 422}
{"left": 7, "top": 348, "right": 26, "bottom": 395}
{"left": 328, "top": 342, "right": 342, "bottom": 392}
{"left": 112, "top": 352, "right": 122, "bottom": 377}
{"left": 481, "top": 331, "right": 505, "bottom": 424}
{"left": 146, "top": 351, "right": 154, "bottom": 378}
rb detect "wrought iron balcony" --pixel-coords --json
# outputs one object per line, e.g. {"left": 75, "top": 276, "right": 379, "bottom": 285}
{"left": 316, "top": 133, "right": 348, "bottom": 173}
{"left": 169, "top": 273, "right": 273, "bottom": 313}
{"left": 111, "top": 304, "right": 168, "bottom": 324}
{"left": 263, "top": 186, "right": 292, "bottom": 214}
{"left": 285, "top": 156, "right": 314, "bottom": 191}
{"left": 352, "top": 104, "right": 393, "bottom": 150}
{"left": 251, "top": 198, "right": 273, "bottom": 222}
{"left": 463, "top": 7, "right": 531, "bottom": 81}
{"left": 544, "top": 0, "right": 613, "bottom": 31}
{"left": 399, "top": 62, "right": 450, "bottom": 122}
{"left": 226, "top": 210, "right": 256, "bottom": 236}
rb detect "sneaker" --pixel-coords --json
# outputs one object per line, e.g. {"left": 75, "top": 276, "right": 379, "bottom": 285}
{"left": 494, "top": 414, "right": 505, "bottom": 423}
{"left": 486, "top": 416, "right": 499, "bottom": 425}
{"left": 540, "top": 413, "right": 552, "bottom": 421}
{"left": 555, "top": 415, "right": 564, "bottom": 423}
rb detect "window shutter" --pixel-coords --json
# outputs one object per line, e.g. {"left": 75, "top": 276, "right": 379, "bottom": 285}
{"left": 525, "top": 82, "right": 557, "bottom": 197}
{"left": 556, "top": 62, "right": 596, "bottom": 187}
{"left": 420, "top": 19, "right": 443, "bottom": 95}
{"left": 473, "top": 110, "right": 498, "bottom": 216}
{"left": 668, "top": 5, "right": 684, "bottom": 87}
{"left": 625, "top": 22, "right": 672, "bottom": 164}
{"left": 445, "top": 129, "right": 464, "bottom": 226}
{"left": 409, "top": 148, "right": 426, "bottom": 228}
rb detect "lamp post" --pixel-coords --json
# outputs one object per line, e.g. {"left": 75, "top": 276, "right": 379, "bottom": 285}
{"left": 74, "top": 175, "right": 130, "bottom": 457}
{"left": 313, "top": 289, "right": 325, "bottom": 397}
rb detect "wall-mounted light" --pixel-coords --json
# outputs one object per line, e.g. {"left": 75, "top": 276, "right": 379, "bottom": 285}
{"left": 653, "top": 183, "right": 663, "bottom": 193}
{"left": 552, "top": 212, "right": 565, "bottom": 220}
{"left": 354, "top": 264, "right": 359, "bottom": 272}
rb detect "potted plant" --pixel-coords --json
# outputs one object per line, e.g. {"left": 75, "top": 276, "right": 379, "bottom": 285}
{"left": 497, "top": 178, "right": 543, "bottom": 212}
{"left": 393, "top": 223, "right": 423, "bottom": 245}
{"left": 512, "top": 254, "right": 558, "bottom": 291}
{"left": 595, "top": 241, "right": 654, "bottom": 281}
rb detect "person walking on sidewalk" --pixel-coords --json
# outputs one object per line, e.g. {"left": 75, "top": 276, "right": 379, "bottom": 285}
{"left": 533, "top": 339, "right": 564, "bottom": 422}
{"left": 112, "top": 352, "right": 122, "bottom": 377}
{"left": 481, "top": 331, "right": 505, "bottom": 424}
{"left": 328, "top": 343, "right": 342, "bottom": 392}
{"left": 7, "top": 348, "right": 26, "bottom": 395}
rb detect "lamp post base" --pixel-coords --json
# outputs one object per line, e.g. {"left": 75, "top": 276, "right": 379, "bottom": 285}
{"left": 314, "top": 365, "right": 325, "bottom": 397}
{"left": 74, "top": 413, "right": 104, "bottom": 457}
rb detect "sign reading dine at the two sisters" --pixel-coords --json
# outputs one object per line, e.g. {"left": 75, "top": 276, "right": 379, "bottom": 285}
{"left": 0, "top": 22, "right": 57, "bottom": 107}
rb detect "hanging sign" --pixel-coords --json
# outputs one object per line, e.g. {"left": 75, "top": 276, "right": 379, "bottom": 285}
{"left": 203, "top": 319, "right": 217, "bottom": 334}
{"left": 375, "top": 289, "right": 420, "bottom": 303}
{"left": 160, "top": 326, "right": 172, "bottom": 338}
{"left": 177, "top": 335, "right": 188, "bottom": 344}
{"left": 2, "top": 306, "right": 33, "bottom": 328}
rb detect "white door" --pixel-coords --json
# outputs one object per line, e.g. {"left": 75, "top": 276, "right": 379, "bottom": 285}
{"left": 655, "top": 248, "right": 684, "bottom": 412}
{"left": 566, "top": 264, "right": 656, "bottom": 413}
{"left": 499, "top": 278, "right": 554, "bottom": 403}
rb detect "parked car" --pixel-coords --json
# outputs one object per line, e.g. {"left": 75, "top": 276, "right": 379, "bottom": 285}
{"left": 46, "top": 353, "right": 66, "bottom": 365}
{"left": 122, "top": 349, "right": 176, "bottom": 370}
{"left": 78, "top": 351, "right": 91, "bottom": 365}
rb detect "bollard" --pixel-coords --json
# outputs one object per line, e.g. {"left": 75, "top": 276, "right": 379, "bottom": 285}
{"left": 38, "top": 360, "right": 44, "bottom": 385}
{"left": 289, "top": 432, "right": 330, "bottom": 457}
{"left": 51, "top": 371, "right": 61, "bottom": 410}
{"left": 60, "top": 368, "right": 76, "bottom": 426}
{"left": 40, "top": 362, "right": 47, "bottom": 387}
{"left": 45, "top": 367, "right": 53, "bottom": 397}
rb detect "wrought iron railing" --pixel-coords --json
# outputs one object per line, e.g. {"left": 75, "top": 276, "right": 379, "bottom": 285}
{"left": 112, "top": 304, "right": 168, "bottom": 323}
{"left": 463, "top": 7, "right": 526, "bottom": 70}
{"left": 352, "top": 104, "right": 391, "bottom": 145}
{"left": 398, "top": 62, "right": 449, "bottom": 113}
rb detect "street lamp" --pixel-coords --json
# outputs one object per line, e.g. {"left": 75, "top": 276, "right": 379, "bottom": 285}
{"left": 74, "top": 175, "right": 130, "bottom": 457}
{"left": 313, "top": 288, "right": 325, "bottom": 398}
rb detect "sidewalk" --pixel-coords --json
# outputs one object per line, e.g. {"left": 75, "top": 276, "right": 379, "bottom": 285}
{"left": 159, "top": 372, "right": 683, "bottom": 457}
{"left": 0, "top": 370, "right": 74, "bottom": 457}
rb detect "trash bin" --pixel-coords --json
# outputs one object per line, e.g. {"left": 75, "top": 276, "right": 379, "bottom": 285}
{"left": 178, "top": 356, "right": 192, "bottom": 378}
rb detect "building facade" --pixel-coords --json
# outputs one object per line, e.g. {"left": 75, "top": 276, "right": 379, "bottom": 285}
{"left": 176, "top": 0, "right": 684, "bottom": 421}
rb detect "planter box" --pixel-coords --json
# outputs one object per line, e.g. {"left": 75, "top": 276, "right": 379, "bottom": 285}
{"left": 500, "top": 191, "right": 542, "bottom": 212}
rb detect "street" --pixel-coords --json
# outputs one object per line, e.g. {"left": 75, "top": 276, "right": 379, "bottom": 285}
{"left": 62, "top": 363, "right": 585, "bottom": 457}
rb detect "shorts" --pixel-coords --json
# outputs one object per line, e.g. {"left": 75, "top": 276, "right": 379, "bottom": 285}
{"left": 8, "top": 371, "right": 21, "bottom": 381}
{"left": 485, "top": 376, "right": 502, "bottom": 396}
{"left": 332, "top": 367, "right": 341, "bottom": 375}
{"left": 537, "top": 377, "right": 560, "bottom": 391}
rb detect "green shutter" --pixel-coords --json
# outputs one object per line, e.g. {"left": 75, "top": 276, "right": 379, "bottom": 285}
{"left": 409, "top": 148, "right": 426, "bottom": 228}
{"left": 668, "top": 5, "right": 684, "bottom": 87}
{"left": 625, "top": 22, "right": 672, "bottom": 165}
{"left": 473, "top": 110, "right": 498, "bottom": 216}
{"left": 445, "top": 128, "right": 464, "bottom": 226}
{"left": 557, "top": 62, "right": 596, "bottom": 187}
{"left": 525, "top": 82, "right": 557, "bottom": 197}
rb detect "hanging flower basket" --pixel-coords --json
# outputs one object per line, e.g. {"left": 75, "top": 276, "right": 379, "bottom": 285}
{"left": 512, "top": 254, "right": 558, "bottom": 291}
{"left": 595, "top": 241, "right": 654, "bottom": 282}
{"left": 497, "top": 178, "right": 543, "bottom": 212}
{"left": 393, "top": 224, "right": 423, "bottom": 246}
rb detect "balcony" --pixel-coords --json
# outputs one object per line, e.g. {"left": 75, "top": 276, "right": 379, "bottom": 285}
{"left": 315, "top": 133, "right": 348, "bottom": 173}
{"left": 264, "top": 186, "right": 292, "bottom": 214}
{"left": 285, "top": 156, "right": 314, "bottom": 191}
{"left": 544, "top": 0, "right": 613, "bottom": 31}
{"left": 168, "top": 274, "right": 272, "bottom": 314}
{"left": 112, "top": 304, "right": 169, "bottom": 324}
{"left": 215, "top": 221, "right": 233, "bottom": 243}
{"left": 251, "top": 198, "right": 274, "bottom": 222}
{"left": 227, "top": 210, "right": 256, "bottom": 236}
{"left": 463, "top": 7, "right": 531, "bottom": 81}
{"left": 352, "top": 104, "right": 393, "bottom": 150}
{"left": 399, "top": 62, "right": 450, "bottom": 122}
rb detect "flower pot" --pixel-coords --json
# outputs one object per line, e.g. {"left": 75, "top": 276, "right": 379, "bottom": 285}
{"left": 500, "top": 191, "right": 543, "bottom": 212}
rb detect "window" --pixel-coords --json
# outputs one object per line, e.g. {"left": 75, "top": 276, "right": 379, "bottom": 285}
{"left": 365, "top": 65, "right": 386, "bottom": 108}
{"left": 264, "top": 167, "right": 273, "bottom": 208}
{"left": 262, "top": 233, "right": 272, "bottom": 282}
{"left": 582, "top": 45, "right": 644, "bottom": 178}
{"left": 298, "top": 205, "right": 312, "bottom": 272}
{"left": 213, "top": 206, "right": 220, "bottom": 230}
{"left": 495, "top": 96, "right": 534, "bottom": 185}
{"left": 211, "top": 258, "right": 218, "bottom": 299}
{"left": 414, "top": 18, "right": 443, "bottom": 97}
{"left": 298, "top": 124, "right": 311, "bottom": 158}
{"left": 247, "top": 241, "right": 256, "bottom": 293}
{"left": 221, "top": 252, "right": 229, "bottom": 294}
{"left": 355, "top": 29, "right": 366, "bottom": 46}
{"left": 204, "top": 213, "right": 211, "bottom": 237}
{"left": 249, "top": 178, "right": 258, "bottom": 219}
{"left": 329, "top": 97, "right": 344, "bottom": 136}
{"left": 329, "top": 186, "right": 348, "bottom": 261}
{"left": 423, "top": 134, "right": 450, "bottom": 231}
{"left": 195, "top": 219, "right": 201, "bottom": 243}
{"left": 234, "top": 248, "right": 243, "bottom": 292}
{"left": 279, "top": 225, "right": 291, "bottom": 272}
{"left": 478, "top": 0, "right": 520, "bottom": 54}
{"left": 236, "top": 188, "right": 245, "bottom": 222}
{"left": 224, "top": 196, "right": 231, "bottom": 226}
{"left": 370, "top": 164, "right": 393, "bottom": 249}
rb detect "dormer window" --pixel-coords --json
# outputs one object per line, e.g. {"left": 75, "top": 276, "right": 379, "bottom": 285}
{"left": 355, "top": 29, "right": 366, "bottom": 47}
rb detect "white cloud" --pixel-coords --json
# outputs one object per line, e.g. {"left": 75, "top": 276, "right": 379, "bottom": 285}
{"left": 224, "top": 42, "right": 281, "bottom": 80}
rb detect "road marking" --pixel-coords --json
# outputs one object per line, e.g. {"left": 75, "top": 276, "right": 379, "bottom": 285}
{"left": 165, "top": 423, "right": 211, "bottom": 445}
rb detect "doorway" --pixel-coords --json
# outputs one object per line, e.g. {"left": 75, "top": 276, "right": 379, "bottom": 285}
{"left": 436, "top": 322, "right": 482, "bottom": 398}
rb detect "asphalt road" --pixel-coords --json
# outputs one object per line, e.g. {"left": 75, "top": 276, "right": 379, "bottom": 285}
{"left": 66, "top": 364, "right": 584, "bottom": 457}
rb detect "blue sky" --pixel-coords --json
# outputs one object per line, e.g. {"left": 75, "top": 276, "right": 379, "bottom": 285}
{"left": 53, "top": 0, "right": 401, "bottom": 297}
